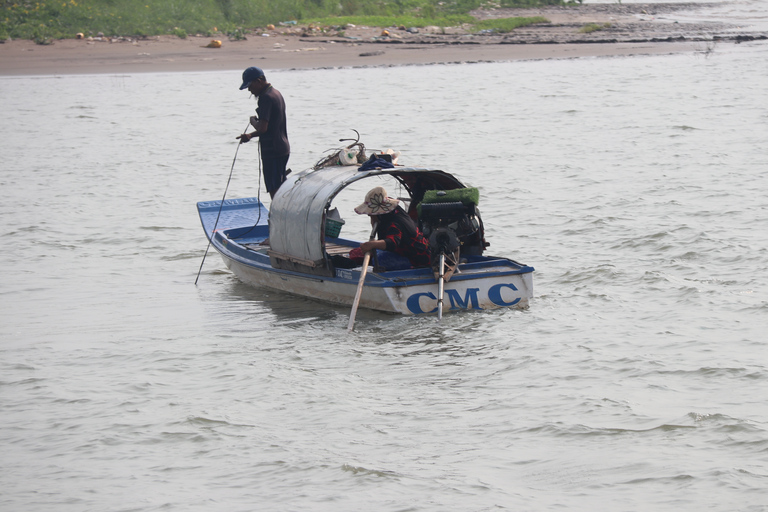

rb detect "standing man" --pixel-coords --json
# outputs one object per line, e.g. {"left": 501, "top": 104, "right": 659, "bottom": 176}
{"left": 236, "top": 66, "right": 290, "bottom": 199}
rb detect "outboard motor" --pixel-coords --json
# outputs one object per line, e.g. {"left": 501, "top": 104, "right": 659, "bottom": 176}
{"left": 421, "top": 201, "right": 465, "bottom": 255}
{"left": 418, "top": 189, "right": 483, "bottom": 320}
{"left": 418, "top": 188, "right": 484, "bottom": 263}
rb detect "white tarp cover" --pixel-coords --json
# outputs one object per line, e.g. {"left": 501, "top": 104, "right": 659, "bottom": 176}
{"left": 269, "top": 165, "right": 357, "bottom": 266}
{"left": 268, "top": 165, "right": 462, "bottom": 266}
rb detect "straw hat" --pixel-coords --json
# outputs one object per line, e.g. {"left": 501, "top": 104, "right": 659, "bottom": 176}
{"left": 354, "top": 186, "right": 399, "bottom": 215}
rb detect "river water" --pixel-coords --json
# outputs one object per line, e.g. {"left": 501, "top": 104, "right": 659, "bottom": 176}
{"left": 1, "top": 8, "right": 767, "bottom": 511}
{"left": 592, "top": 0, "right": 768, "bottom": 31}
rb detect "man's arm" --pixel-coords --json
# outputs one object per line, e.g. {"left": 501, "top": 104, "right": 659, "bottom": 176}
{"left": 360, "top": 239, "right": 387, "bottom": 252}
{"left": 236, "top": 116, "right": 269, "bottom": 143}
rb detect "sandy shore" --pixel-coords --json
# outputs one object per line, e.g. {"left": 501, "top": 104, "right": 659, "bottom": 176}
{"left": 1, "top": 3, "right": 765, "bottom": 76}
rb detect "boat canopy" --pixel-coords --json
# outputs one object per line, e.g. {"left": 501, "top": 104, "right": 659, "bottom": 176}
{"left": 267, "top": 165, "right": 467, "bottom": 276}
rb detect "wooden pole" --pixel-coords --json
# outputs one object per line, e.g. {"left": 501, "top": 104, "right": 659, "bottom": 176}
{"left": 347, "top": 222, "right": 378, "bottom": 332}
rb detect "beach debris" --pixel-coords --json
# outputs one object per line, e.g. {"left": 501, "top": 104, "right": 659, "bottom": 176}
{"left": 381, "top": 29, "right": 390, "bottom": 36}
{"left": 360, "top": 50, "right": 385, "bottom": 57}
{"left": 76, "top": 33, "right": 84, "bottom": 39}
{"left": 280, "top": 20, "right": 297, "bottom": 26}
{"left": 271, "top": 46, "right": 324, "bottom": 53}
{"left": 267, "top": 24, "right": 275, "bottom": 30}
{"left": 204, "top": 40, "right": 222, "bottom": 48}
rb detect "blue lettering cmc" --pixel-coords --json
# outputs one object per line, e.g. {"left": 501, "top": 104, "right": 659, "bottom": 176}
{"left": 446, "top": 288, "right": 481, "bottom": 310}
{"left": 406, "top": 292, "right": 438, "bottom": 315}
{"left": 488, "top": 283, "right": 520, "bottom": 307}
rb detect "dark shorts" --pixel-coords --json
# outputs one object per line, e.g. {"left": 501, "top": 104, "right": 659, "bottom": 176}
{"left": 261, "top": 153, "right": 290, "bottom": 198}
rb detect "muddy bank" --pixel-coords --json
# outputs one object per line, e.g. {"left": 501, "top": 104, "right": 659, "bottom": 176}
{"left": 1, "top": 3, "right": 765, "bottom": 76}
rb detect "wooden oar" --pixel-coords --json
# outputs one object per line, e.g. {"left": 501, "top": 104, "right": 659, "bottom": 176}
{"left": 347, "top": 222, "right": 378, "bottom": 332}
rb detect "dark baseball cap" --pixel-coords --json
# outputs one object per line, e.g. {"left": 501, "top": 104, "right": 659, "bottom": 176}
{"left": 239, "top": 67, "right": 265, "bottom": 90}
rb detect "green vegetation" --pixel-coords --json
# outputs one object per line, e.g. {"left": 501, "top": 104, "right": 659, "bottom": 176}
{"left": 578, "top": 22, "right": 612, "bottom": 34}
{"left": 1, "top": 0, "right": 567, "bottom": 43}
{"left": 472, "top": 16, "right": 548, "bottom": 33}
{"left": 171, "top": 27, "right": 187, "bottom": 39}
{"left": 303, "top": 14, "right": 476, "bottom": 29}
{"left": 499, "top": 0, "right": 569, "bottom": 6}
{"left": 303, "top": 14, "right": 549, "bottom": 33}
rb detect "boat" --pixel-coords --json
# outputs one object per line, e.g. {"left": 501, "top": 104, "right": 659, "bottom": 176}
{"left": 197, "top": 142, "right": 534, "bottom": 316}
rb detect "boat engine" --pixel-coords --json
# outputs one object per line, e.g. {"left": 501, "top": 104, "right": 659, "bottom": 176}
{"left": 419, "top": 190, "right": 484, "bottom": 279}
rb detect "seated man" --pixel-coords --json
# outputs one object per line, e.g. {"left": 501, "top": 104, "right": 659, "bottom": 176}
{"left": 350, "top": 186, "right": 431, "bottom": 270}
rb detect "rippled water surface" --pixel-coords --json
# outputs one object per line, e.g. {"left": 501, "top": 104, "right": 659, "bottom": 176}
{"left": 1, "top": 34, "right": 767, "bottom": 511}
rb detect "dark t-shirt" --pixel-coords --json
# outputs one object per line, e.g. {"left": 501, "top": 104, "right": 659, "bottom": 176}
{"left": 256, "top": 85, "right": 290, "bottom": 157}
{"left": 377, "top": 208, "right": 431, "bottom": 268}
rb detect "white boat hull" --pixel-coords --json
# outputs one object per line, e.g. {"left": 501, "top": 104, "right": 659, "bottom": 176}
{"left": 222, "top": 252, "right": 532, "bottom": 315}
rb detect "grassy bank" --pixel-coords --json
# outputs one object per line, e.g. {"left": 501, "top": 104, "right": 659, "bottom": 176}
{"left": 1, "top": 0, "right": 565, "bottom": 43}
